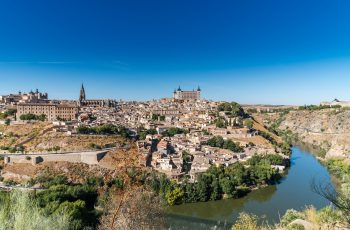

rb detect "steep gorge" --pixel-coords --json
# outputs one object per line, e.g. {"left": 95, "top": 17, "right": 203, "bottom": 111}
{"left": 258, "top": 108, "right": 350, "bottom": 159}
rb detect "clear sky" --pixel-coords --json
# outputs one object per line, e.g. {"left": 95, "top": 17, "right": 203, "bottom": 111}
{"left": 1, "top": 0, "right": 350, "bottom": 105}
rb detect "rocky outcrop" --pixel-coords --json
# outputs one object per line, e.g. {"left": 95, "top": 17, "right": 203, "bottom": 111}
{"left": 279, "top": 109, "right": 350, "bottom": 159}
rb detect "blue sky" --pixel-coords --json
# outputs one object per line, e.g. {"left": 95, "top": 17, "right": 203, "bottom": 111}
{"left": 1, "top": 0, "right": 350, "bottom": 105}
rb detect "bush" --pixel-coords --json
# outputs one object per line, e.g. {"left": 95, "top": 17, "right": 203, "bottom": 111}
{"left": 231, "top": 213, "right": 259, "bottom": 230}
{"left": 86, "top": 176, "right": 104, "bottom": 187}
{"left": 207, "top": 136, "right": 244, "bottom": 152}
{"left": 243, "top": 119, "right": 254, "bottom": 129}
{"left": 317, "top": 148, "right": 327, "bottom": 158}
{"left": 162, "top": 127, "right": 187, "bottom": 137}
{"left": 218, "top": 102, "right": 246, "bottom": 118}
{"left": 4, "top": 119, "right": 10, "bottom": 126}
{"left": 281, "top": 209, "right": 304, "bottom": 226}
{"left": 317, "top": 206, "right": 343, "bottom": 225}
{"left": 108, "top": 178, "right": 124, "bottom": 189}
{"left": 288, "top": 224, "right": 305, "bottom": 230}
{"left": 166, "top": 187, "right": 184, "bottom": 206}
{"left": 25, "top": 156, "right": 31, "bottom": 161}
{"left": 3, "top": 180, "right": 18, "bottom": 186}
{"left": 20, "top": 113, "right": 46, "bottom": 121}
{"left": 35, "top": 175, "right": 69, "bottom": 188}
{"left": 0, "top": 191, "right": 70, "bottom": 229}
{"left": 77, "top": 124, "right": 130, "bottom": 138}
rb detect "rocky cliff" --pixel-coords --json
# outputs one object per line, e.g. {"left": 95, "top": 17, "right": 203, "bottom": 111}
{"left": 258, "top": 108, "right": 350, "bottom": 159}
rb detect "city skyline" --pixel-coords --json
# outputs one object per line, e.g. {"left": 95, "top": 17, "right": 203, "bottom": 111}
{"left": 1, "top": 0, "right": 350, "bottom": 104}
{"left": 2, "top": 62, "right": 350, "bottom": 105}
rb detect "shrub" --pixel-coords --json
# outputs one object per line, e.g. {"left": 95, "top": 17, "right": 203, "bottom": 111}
{"left": 165, "top": 187, "right": 184, "bottom": 206}
{"left": 317, "top": 206, "right": 343, "bottom": 225}
{"left": 35, "top": 175, "right": 69, "bottom": 188}
{"left": 3, "top": 180, "right": 17, "bottom": 186}
{"left": 231, "top": 213, "right": 259, "bottom": 230}
{"left": 88, "top": 143, "right": 101, "bottom": 150}
{"left": 108, "top": 178, "right": 124, "bottom": 189}
{"left": 86, "top": 176, "right": 104, "bottom": 187}
{"left": 4, "top": 119, "right": 10, "bottom": 126}
{"left": 243, "top": 119, "right": 254, "bottom": 129}
{"left": 0, "top": 191, "right": 71, "bottom": 229}
{"left": 288, "top": 224, "right": 305, "bottom": 230}
{"left": 281, "top": 209, "right": 304, "bottom": 226}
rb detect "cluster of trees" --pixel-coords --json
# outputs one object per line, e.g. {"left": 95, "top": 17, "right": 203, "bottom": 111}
{"left": 21, "top": 175, "right": 100, "bottom": 229}
{"left": 325, "top": 158, "right": 350, "bottom": 180}
{"left": 207, "top": 136, "right": 244, "bottom": 152}
{"left": 0, "top": 191, "right": 71, "bottom": 230}
{"left": 77, "top": 124, "right": 130, "bottom": 138}
{"left": 36, "top": 184, "right": 99, "bottom": 229}
{"left": 162, "top": 127, "right": 188, "bottom": 137}
{"left": 151, "top": 114, "right": 165, "bottom": 121}
{"left": 149, "top": 155, "right": 284, "bottom": 206}
{"left": 214, "top": 117, "right": 254, "bottom": 129}
{"left": 259, "top": 128, "right": 292, "bottom": 156}
{"left": 0, "top": 167, "right": 165, "bottom": 230}
{"left": 258, "top": 130, "right": 278, "bottom": 145}
{"left": 243, "top": 118, "right": 254, "bottom": 129}
{"left": 138, "top": 127, "right": 188, "bottom": 138}
{"left": 0, "top": 109, "right": 17, "bottom": 120}
{"left": 138, "top": 128, "right": 158, "bottom": 140}
{"left": 214, "top": 117, "right": 229, "bottom": 128}
{"left": 218, "top": 102, "right": 247, "bottom": 118}
{"left": 0, "top": 144, "right": 25, "bottom": 153}
{"left": 247, "top": 154, "right": 286, "bottom": 166}
{"left": 19, "top": 113, "right": 46, "bottom": 121}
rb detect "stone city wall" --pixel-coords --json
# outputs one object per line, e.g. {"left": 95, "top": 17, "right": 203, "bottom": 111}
{"left": 4, "top": 151, "right": 108, "bottom": 166}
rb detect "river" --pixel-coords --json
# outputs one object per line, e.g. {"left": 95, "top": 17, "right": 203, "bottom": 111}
{"left": 165, "top": 147, "right": 333, "bottom": 229}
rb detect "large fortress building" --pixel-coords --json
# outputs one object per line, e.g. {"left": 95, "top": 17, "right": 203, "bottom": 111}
{"left": 173, "top": 86, "right": 201, "bottom": 101}
{"left": 0, "top": 89, "right": 48, "bottom": 105}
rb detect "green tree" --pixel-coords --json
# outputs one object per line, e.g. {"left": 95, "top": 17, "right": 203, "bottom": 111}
{"left": 166, "top": 187, "right": 184, "bottom": 206}
{"left": 4, "top": 119, "right": 10, "bottom": 126}
{"left": 244, "top": 119, "right": 254, "bottom": 129}
{"left": 210, "top": 178, "right": 222, "bottom": 200}
{"left": 220, "top": 177, "right": 236, "bottom": 198}
{"left": 196, "top": 174, "right": 212, "bottom": 202}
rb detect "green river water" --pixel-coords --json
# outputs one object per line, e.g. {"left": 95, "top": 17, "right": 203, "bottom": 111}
{"left": 165, "top": 147, "right": 333, "bottom": 229}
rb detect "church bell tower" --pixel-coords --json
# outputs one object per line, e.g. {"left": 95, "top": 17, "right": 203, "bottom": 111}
{"left": 79, "top": 83, "right": 86, "bottom": 101}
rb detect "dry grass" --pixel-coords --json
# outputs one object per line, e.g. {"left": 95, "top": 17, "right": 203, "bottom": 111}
{"left": 304, "top": 206, "right": 318, "bottom": 225}
{"left": 24, "top": 133, "right": 125, "bottom": 152}
{"left": 2, "top": 144, "right": 142, "bottom": 185}
{"left": 1, "top": 123, "right": 127, "bottom": 153}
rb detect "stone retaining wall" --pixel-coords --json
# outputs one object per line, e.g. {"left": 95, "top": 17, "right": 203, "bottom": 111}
{"left": 4, "top": 151, "right": 108, "bottom": 166}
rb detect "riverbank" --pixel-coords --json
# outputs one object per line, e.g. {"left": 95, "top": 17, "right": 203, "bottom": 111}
{"left": 165, "top": 147, "right": 332, "bottom": 229}
{"left": 150, "top": 153, "right": 289, "bottom": 207}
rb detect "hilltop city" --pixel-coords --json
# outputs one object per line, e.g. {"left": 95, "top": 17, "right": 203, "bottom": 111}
{"left": 0, "top": 85, "right": 289, "bottom": 182}
{"left": 1, "top": 84, "right": 350, "bottom": 230}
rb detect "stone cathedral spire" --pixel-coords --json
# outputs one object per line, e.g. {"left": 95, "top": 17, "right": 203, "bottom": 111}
{"left": 79, "top": 83, "right": 86, "bottom": 101}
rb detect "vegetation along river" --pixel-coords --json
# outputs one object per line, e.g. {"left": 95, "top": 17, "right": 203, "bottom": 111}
{"left": 165, "top": 146, "right": 333, "bottom": 229}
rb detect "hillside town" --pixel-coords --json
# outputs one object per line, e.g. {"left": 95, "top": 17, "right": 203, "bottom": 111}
{"left": 0, "top": 84, "right": 288, "bottom": 184}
